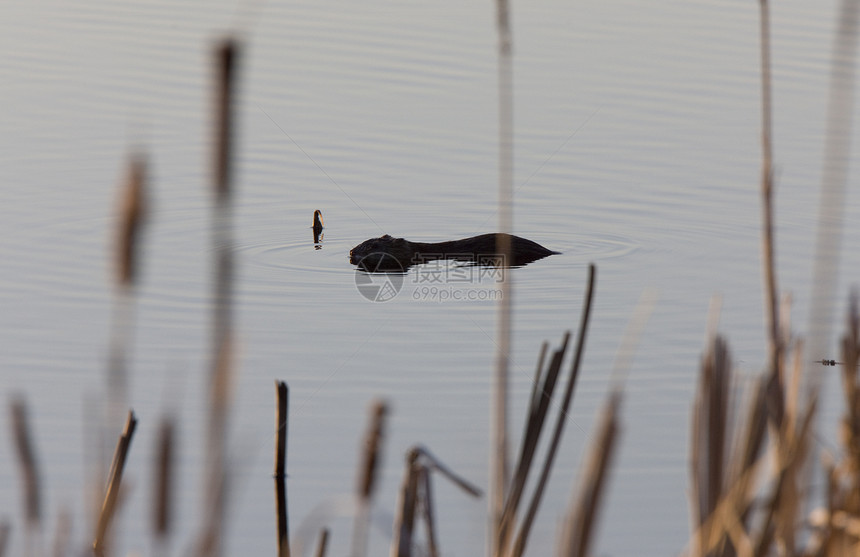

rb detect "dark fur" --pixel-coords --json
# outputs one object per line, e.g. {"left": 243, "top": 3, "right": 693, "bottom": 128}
{"left": 350, "top": 233, "right": 559, "bottom": 270}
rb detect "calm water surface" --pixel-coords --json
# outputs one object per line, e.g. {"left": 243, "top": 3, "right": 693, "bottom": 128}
{"left": 2, "top": 0, "right": 860, "bottom": 555}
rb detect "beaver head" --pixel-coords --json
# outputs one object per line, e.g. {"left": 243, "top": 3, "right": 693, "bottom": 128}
{"left": 349, "top": 234, "right": 412, "bottom": 270}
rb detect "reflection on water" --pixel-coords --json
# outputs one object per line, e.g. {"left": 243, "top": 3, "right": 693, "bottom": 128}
{"left": 1, "top": 0, "right": 859, "bottom": 556}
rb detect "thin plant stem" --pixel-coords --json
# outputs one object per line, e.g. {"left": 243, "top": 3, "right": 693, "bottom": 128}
{"left": 758, "top": 0, "right": 779, "bottom": 372}
{"left": 201, "top": 37, "right": 241, "bottom": 557}
{"left": 807, "top": 0, "right": 860, "bottom": 390}
{"left": 491, "top": 0, "right": 514, "bottom": 552}
{"left": 93, "top": 410, "right": 138, "bottom": 557}
{"left": 511, "top": 264, "right": 596, "bottom": 557}
{"left": 275, "top": 381, "right": 290, "bottom": 557}
{"left": 353, "top": 400, "right": 387, "bottom": 557}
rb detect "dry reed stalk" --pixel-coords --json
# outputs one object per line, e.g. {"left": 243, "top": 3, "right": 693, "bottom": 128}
{"left": 763, "top": 341, "right": 810, "bottom": 556}
{"left": 837, "top": 300, "right": 860, "bottom": 499}
{"left": 353, "top": 400, "right": 388, "bottom": 557}
{"left": 810, "top": 297, "right": 860, "bottom": 554}
{"left": 758, "top": 0, "right": 780, "bottom": 375}
{"left": 314, "top": 529, "right": 330, "bottom": 557}
{"left": 722, "top": 383, "right": 769, "bottom": 556}
{"left": 724, "top": 379, "right": 767, "bottom": 517}
{"left": 528, "top": 342, "right": 549, "bottom": 412}
{"left": 685, "top": 326, "right": 823, "bottom": 557}
{"left": 276, "top": 476, "right": 289, "bottom": 557}
{"left": 498, "top": 333, "right": 570, "bottom": 551}
{"left": 689, "top": 335, "right": 730, "bottom": 552}
{"left": 491, "top": 0, "right": 514, "bottom": 551}
{"left": 274, "top": 381, "right": 290, "bottom": 557}
{"left": 93, "top": 410, "right": 138, "bottom": 557}
{"left": 557, "top": 389, "right": 621, "bottom": 557}
{"left": 391, "top": 449, "right": 421, "bottom": 557}
{"left": 687, "top": 381, "right": 771, "bottom": 557}
{"left": 153, "top": 416, "right": 175, "bottom": 541}
{"left": 98, "top": 153, "right": 146, "bottom": 557}
{"left": 199, "top": 336, "right": 236, "bottom": 557}
{"left": 275, "top": 381, "right": 289, "bottom": 477}
{"left": 757, "top": 404, "right": 816, "bottom": 556}
{"left": 418, "top": 467, "right": 440, "bottom": 557}
{"left": 84, "top": 395, "right": 106, "bottom": 548}
{"left": 418, "top": 447, "right": 482, "bottom": 498}
{"left": 200, "top": 37, "right": 241, "bottom": 557}
{"left": 687, "top": 334, "right": 778, "bottom": 557}
{"left": 210, "top": 37, "right": 238, "bottom": 351}
{"left": 108, "top": 153, "right": 147, "bottom": 427}
{"left": 757, "top": 0, "right": 791, "bottom": 439}
{"left": 391, "top": 446, "right": 481, "bottom": 557}
{"left": 209, "top": 36, "right": 239, "bottom": 412}
{"left": 688, "top": 451, "right": 769, "bottom": 557}
{"left": 807, "top": 0, "right": 860, "bottom": 389}
{"left": 358, "top": 400, "right": 388, "bottom": 501}
{"left": 509, "top": 264, "right": 596, "bottom": 557}
{"left": 209, "top": 36, "right": 239, "bottom": 390}
{"left": 10, "top": 397, "right": 41, "bottom": 530}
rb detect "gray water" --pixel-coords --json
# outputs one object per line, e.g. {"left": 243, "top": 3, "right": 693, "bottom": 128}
{"left": 2, "top": 0, "right": 860, "bottom": 555}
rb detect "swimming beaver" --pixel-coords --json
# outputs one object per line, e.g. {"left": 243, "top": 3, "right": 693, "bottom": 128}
{"left": 350, "top": 233, "right": 559, "bottom": 271}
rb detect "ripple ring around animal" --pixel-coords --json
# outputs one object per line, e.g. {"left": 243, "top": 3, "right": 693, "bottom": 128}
{"left": 349, "top": 233, "right": 559, "bottom": 271}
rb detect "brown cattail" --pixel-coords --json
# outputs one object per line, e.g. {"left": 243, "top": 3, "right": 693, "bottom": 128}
{"left": 214, "top": 39, "right": 239, "bottom": 201}
{"left": 116, "top": 153, "right": 147, "bottom": 287}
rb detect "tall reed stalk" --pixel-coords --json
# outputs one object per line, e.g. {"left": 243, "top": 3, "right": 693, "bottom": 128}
{"left": 807, "top": 0, "right": 860, "bottom": 389}
{"left": 275, "top": 381, "right": 290, "bottom": 557}
{"left": 10, "top": 398, "right": 41, "bottom": 556}
{"left": 199, "top": 38, "right": 241, "bottom": 557}
{"left": 491, "top": 0, "right": 515, "bottom": 553}
{"left": 108, "top": 153, "right": 147, "bottom": 423}
{"left": 152, "top": 415, "right": 176, "bottom": 554}
{"left": 352, "top": 400, "right": 388, "bottom": 557}
{"left": 93, "top": 411, "right": 138, "bottom": 556}
{"left": 758, "top": 0, "right": 781, "bottom": 378}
